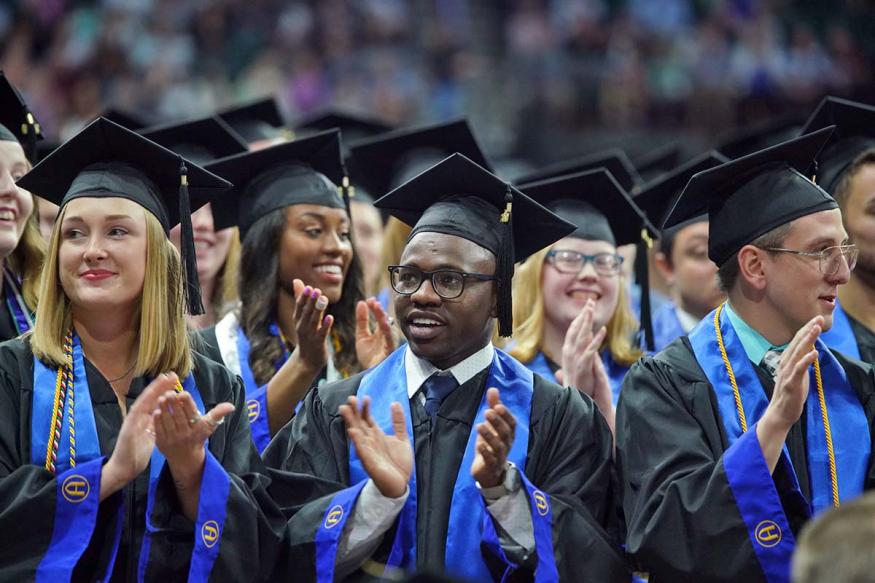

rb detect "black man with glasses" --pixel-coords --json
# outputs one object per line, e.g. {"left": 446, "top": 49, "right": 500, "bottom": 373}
{"left": 801, "top": 96, "right": 875, "bottom": 364}
{"left": 506, "top": 168, "right": 656, "bottom": 435}
{"left": 617, "top": 128, "right": 875, "bottom": 583}
{"left": 261, "top": 154, "right": 630, "bottom": 581}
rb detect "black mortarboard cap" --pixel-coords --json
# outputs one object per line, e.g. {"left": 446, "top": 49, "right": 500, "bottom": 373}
{"left": 520, "top": 168, "right": 656, "bottom": 246}
{"left": 633, "top": 142, "right": 683, "bottom": 182}
{"left": 101, "top": 107, "right": 150, "bottom": 131}
{"left": 139, "top": 115, "right": 249, "bottom": 165}
{"left": 716, "top": 114, "right": 804, "bottom": 160}
{"left": 35, "top": 140, "right": 60, "bottom": 163}
{"left": 521, "top": 168, "right": 659, "bottom": 349}
{"left": 217, "top": 97, "right": 287, "bottom": 144}
{"left": 799, "top": 96, "right": 875, "bottom": 194}
{"left": 349, "top": 119, "right": 492, "bottom": 200}
{"left": 205, "top": 128, "right": 347, "bottom": 237}
{"left": 634, "top": 150, "right": 729, "bottom": 233}
{"left": 295, "top": 109, "right": 393, "bottom": 144}
{"left": 513, "top": 148, "right": 642, "bottom": 192}
{"left": 0, "top": 72, "right": 43, "bottom": 161}
{"left": 17, "top": 117, "right": 232, "bottom": 315}
{"left": 374, "top": 153, "right": 575, "bottom": 337}
{"left": 665, "top": 127, "right": 838, "bottom": 267}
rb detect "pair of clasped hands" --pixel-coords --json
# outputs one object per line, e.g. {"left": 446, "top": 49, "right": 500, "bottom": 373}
{"left": 339, "top": 388, "right": 517, "bottom": 498}
{"left": 99, "top": 373, "right": 234, "bottom": 518}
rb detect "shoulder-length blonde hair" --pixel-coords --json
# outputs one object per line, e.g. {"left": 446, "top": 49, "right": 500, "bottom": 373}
{"left": 211, "top": 227, "right": 240, "bottom": 319}
{"left": 31, "top": 204, "right": 193, "bottom": 378}
{"left": 9, "top": 204, "right": 46, "bottom": 309}
{"left": 509, "top": 246, "right": 643, "bottom": 368}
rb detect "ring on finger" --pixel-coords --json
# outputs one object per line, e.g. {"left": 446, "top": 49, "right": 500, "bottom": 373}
{"left": 188, "top": 417, "right": 199, "bottom": 426}
{"left": 145, "top": 428, "right": 156, "bottom": 436}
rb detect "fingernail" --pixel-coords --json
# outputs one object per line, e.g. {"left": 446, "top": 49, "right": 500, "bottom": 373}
{"left": 316, "top": 297, "right": 328, "bottom": 310}
{"left": 303, "top": 287, "right": 311, "bottom": 297}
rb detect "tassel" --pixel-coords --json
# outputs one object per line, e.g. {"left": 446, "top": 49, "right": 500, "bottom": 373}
{"left": 178, "top": 159, "right": 205, "bottom": 315}
{"left": 810, "top": 159, "right": 819, "bottom": 185}
{"left": 496, "top": 186, "right": 514, "bottom": 337}
{"left": 635, "top": 229, "right": 654, "bottom": 352}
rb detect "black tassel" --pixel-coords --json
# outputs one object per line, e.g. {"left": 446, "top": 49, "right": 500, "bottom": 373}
{"left": 178, "top": 159, "right": 205, "bottom": 315}
{"left": 496, "top": 186, "right": 514, "bottom": 337}
{"left": 634, "top": 231, "right": 654, "bottom": 352}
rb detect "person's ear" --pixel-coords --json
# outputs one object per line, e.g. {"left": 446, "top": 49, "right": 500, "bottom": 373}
{"left": 654, "top": 251, "right": 675, "bottom": 287}
{"left": 737, "top": 245, "right": 768, "bottom": 292}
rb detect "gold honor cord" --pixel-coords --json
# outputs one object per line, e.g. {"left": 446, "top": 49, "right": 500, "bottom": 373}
{"left": 44, "top": 331, "right": 183, "bottom": 474}
{"left": 713, "top": 304, "right": 839, "bottom": 508}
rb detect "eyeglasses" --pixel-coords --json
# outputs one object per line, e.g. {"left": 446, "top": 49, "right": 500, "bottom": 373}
{"left": 387, "top": 265, "right": 496, "bottom": 299}
{"left": 764, "top": 244, "right": 859, "bottom": 276}
{"left": 545, "top": 249, "right": 624, "bottom": 276}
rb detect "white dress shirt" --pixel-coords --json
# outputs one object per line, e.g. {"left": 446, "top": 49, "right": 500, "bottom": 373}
{"left": 335, "top": 343, "right": 536, "bottom": 577}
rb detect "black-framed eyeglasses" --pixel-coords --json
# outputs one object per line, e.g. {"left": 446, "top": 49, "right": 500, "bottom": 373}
{"left": 545, "top": 249, "right": 624, "bottom": 276}
{"left": 764, "top": 244, "right": 858, "bottom": 276}
{"left": 387, "top": 265, "right": 496, "bottom": 299}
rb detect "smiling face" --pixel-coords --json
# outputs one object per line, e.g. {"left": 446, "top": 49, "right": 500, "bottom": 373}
{"left": 169, "top": 202, "right": 234, "bottom": 285}
{"left": 395, "top": 232, "right": 497, "bottom": 369}
{"left": 278, "top": 204, "right": 354, "bottom": 303}
{"left": 58, "top": 197, "right": 148, "bottom": 314}
{"left": 760, "top": 208, "right": 851, "bottom": 334}
{"left": 0, "top": 141, "right": 35, "bottom": 258}
{"left": 540, "top": 237, "right": 621, "bottom": 334}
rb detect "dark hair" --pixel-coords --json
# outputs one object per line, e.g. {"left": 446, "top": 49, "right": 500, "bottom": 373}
{"left": 239, "top": 206, "right": 364, "bottom": 385}
{"left": 658, "top": 231, "right": 678, "bottom": 266}
{"left": 716, "top": 222, "right": 793, "bottom": 292}
{"left": 833, "top": 147, "right": 875, "bottom": 216}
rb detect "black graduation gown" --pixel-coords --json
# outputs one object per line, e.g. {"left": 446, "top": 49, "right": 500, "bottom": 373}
{"left": 260, "top": 364, "right": 631, "bottom": 582}
{"left": 847, "top": 312, "right": 875, "bottom": 364}
{"left": 0, "top": 337, "right": 274, "bottom": 582}
{"left": 616, "top": 337, "right": 875, "bottom": 582}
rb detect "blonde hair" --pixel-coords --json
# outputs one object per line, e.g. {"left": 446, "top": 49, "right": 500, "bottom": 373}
{"left": 31, "top": 204, "right": 193, "bottom": 377}
{"left": 8, "top": 205, "right": 46, "bottom": 309}
{"left": 212, "top": 227, "right": 240, "bottom": 319}
{"left": 377, "top": 217, "right": 412, "bottom": 293}
{"left": 509, "top": 246, "right": 643, "bottom": 367}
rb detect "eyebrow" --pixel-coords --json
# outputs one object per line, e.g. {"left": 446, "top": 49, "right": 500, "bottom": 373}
{"left": 804, "top": 236, "right": 850, "bottom": 248}
{"left": 62, "top": 214, "right": 136, "bottom": 224}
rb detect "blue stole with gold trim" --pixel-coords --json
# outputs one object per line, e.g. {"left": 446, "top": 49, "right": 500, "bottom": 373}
{"left": 235, "top": 325, "right": 289, "bottom": 453}
{"left": 30, "top": 335, "right": 229, "bottom": 582}
{"left": 821, "top": 300, "right": 862, "bottom": 360}
{"left": 689, "top": 307, "right": 869, "bottom": 582}
{"left": 313, "top": 347, "right": 558, "bottom": 582}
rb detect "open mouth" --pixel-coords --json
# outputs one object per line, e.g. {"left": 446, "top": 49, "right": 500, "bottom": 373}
{"left": 567, "top": 289, "right": 601, "bottom": 302}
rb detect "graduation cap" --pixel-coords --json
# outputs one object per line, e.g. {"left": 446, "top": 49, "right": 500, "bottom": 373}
{"left": 520, "top": 168, "right": 659, "bottom": 349}
{"left": 17, "top": 117, "right": 232, "bottom": 315}
{"left": 205, "top": 128, "right": 347, "bottom": 237}
{"left": 374, "top": 153, "right": 576, "bottom": 337}
{"left": 665, "top": 126, "right": 837, "bottom": 268}
{"left": 633, "top": 142, "right": 683, "bottom": 182}
{"left": 799, "top": 96, "right": 875, "bottom": 194}
{"left": 101, "top": 107, "right": 150, "bottom": 131}
{"left": 634, "top": 150, "right": 730, "bottom": 234}
{"left": 139, "top": 115, "right": 249, "bottom": 165}
{"left": 217, "top": 97, "right": 288, "bottom": 144}
{"left": 294, "top": 109, "right": 393, "bottom": 145}
{"left": 0, "top": 72, "right": 43, "bottom": 161}
{"left": 715, "top": 114, "right": 804, "bottom": 160}
{"left": 349, "top": 119, "right": 492, "bottom": 201}
{"left": 513, "top": 148, "right": 642, "bottom": 192}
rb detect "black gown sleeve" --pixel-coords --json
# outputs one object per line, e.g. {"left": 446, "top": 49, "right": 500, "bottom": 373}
{"left": 513, "top": 376, "right": 630, "bottom": 582}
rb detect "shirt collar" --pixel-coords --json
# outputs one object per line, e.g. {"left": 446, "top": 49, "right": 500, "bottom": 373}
{"left": 674, "top": 305, "right": 700, "bottom": 334}
{"left": 725, "top": 302, "right": 788, "bottom": 364}
{"left": 404, "top": 342, "right": 495, "bottom": 399}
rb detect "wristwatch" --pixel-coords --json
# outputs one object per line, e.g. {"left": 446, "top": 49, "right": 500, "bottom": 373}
{"left": 477, "top": 461, "right": 521, "bottom": 501}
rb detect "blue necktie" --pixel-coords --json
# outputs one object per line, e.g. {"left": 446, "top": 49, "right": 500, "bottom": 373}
{"left": 423, "top": 372, "right": 459, "bottom": 420}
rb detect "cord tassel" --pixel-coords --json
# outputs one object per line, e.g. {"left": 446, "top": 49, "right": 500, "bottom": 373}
{"left": 178, "top": 159, "right": 205, "bottom": 315}
{"left": 496, "top": 186, "right": 514, "bottom": 337}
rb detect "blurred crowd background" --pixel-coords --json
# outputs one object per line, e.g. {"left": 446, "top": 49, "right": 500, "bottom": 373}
{"left": 2, "top": 0, "right": 873, "bottom": 170}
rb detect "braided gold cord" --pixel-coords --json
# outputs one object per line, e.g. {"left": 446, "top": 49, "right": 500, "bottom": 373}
{"left": 812, "top": 356, "right": 840, "bottom": 507}
{"left": 714, "top": 305, "right": 748, "bottom": 432}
